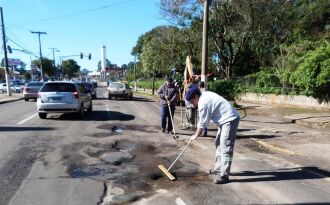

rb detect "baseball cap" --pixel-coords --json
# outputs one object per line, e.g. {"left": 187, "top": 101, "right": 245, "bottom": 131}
{"left": 166, "top": 77, "right": 173, "bottom": 82}
{"left": 185, "top": 85, "right": 200, "bottom": 101}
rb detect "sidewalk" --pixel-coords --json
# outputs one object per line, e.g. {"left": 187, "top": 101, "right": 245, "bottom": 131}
{"left": 0, "top": 93, "right": 23, "bottom": 104}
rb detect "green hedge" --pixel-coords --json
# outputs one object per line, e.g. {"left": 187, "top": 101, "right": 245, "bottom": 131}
{"left": 208, "top": 80, "right": 243, "bottom": 101}
{"left": 129, "top": 79, "right": 164, "bottom": 91}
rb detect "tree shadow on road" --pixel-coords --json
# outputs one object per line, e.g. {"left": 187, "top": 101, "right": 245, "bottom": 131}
{"left": 230, "top": 166, "right": 330, "bottom": 183}
{"left": 46, "top": 111, "right": 135, "bottom": 121}
{"left": 236, "top": 134, "right": 280, "bottom": 139}
{"left": 240, "top": 119, "right": 292, "bottom": 124}
{"left": 0, "top": 126, "right": 55, "bottom": 132}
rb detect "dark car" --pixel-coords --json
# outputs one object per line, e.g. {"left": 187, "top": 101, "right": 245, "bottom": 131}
{"left": 91, "top": 81, "right": 97, "bottom": 88}
{"left": 78, "top": 82, "right": 97, "bottom": 99}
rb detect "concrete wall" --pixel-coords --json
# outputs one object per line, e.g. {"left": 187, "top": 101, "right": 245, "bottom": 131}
{"left": 238, "top": 93, "right": 330, "bottom": 110}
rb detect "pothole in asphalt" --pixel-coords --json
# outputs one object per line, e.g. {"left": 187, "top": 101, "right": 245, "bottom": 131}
{"left": 68, "top": 164, "right": 139, "bottom": 181}
{"left": 90, "top": 133, "right": 117, "bottom": 138}
{"left": 241, "top": 139, "right": 274, "bottom": 154}
{"left": 111, "top": 125, "right": 125, "bottom": 133}
{"left": 100, "top": 151, "right": 134, "bottom": 165}
{"left": 97, "top": 123, "right": 159, "bottom": 133}
{"left": 64, "top": 140, "right": 208, "bottom": 201}
{"left": 112, "top": 141, "right": 137, "bottom": 152}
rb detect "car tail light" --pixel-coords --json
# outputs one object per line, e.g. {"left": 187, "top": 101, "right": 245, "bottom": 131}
{"left": 73, "top": 92, "right": 79, "bottom": 99}
{"left": 24, "top": 87, "right": 29, "bottom": 92}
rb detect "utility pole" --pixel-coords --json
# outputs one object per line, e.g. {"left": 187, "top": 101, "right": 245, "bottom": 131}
{"left": 31, "top": 31, "right": 47, "bottom": 81}
{"left": 201, "top": 0, "right": 210, "bottom": 89}
{"left": 1, "top": 7, "right": 11, "bottom": 96}
{"left": 134, "top": 55, "right": 137, "bottom": 92}
{"left": 49, "top": 48, "right": 59, "bottom": 80}
{"left": 49, "top": 48, "right": 59, "bottom": 68}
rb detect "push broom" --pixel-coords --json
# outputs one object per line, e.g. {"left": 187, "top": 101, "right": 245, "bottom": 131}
{"left": 158, "top": 139, "right": 192, "bottom": 181}
{"left": 166, "top": 98, "right": 178, "bottom": 141}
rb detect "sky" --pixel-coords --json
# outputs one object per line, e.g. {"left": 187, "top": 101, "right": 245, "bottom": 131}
{"left": 1, "top": 0, "right": 168, "bottom": 71}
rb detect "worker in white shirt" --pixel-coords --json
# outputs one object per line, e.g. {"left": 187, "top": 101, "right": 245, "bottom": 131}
{"left": 185, "top": 85, "right": 240, "bottom": 184}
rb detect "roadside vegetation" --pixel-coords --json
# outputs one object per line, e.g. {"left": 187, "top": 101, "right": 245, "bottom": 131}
{"left": 125, "top": 0, "right": 329, "bottom": 102}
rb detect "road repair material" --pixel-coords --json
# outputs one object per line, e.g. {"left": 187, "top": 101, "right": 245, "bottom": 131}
{"left": 158, "top": 139, "right": 192, "bottom": 181}
{"left": 166, "top": 98, "right": 179, "bottom": 140}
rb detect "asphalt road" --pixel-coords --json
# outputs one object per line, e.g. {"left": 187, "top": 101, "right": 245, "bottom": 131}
{"left": 0, "top": 87, "right": 329, "bottom": 205}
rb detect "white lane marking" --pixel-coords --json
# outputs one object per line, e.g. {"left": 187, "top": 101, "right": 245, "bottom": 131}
{"left": 175, "top": 197, "right": 186, "bottom": 205}
{"left": 17, "top": 113, "right": 37, "bottom": 125}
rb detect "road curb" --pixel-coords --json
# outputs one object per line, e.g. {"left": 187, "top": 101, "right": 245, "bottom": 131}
{"left": 0, "top": 97, "right": 23, "bottom": 105}
{"left": 251, "top": 138, "right": 297, "bottom": 156}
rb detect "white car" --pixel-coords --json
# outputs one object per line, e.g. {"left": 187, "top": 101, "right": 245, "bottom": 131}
{"left": 37, "top": 82, "right": 92, "bottom": 119}
{"left": 0, "top": 83, "right": 20, "bottom": 93}
{"left": 108, "top": 82, "right": 133, "bottom": 100}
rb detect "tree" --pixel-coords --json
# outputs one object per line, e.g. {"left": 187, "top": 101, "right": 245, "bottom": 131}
{"left": 31, "top": 58, "right": 55, "bottom": 76}
{"left": 61, "top": 59, "right": 80, "bottom": 79}
{"left": 97, "top": 59, "right": 112, "bottom": 71}
{"left": 24, "top": 72, "right": 31, "bottom": 82}
{"left": 133, "top": 25, "right": 199, "bottom": 78}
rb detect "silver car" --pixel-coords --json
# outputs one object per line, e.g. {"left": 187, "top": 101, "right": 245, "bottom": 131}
{"left": 37, "top": 82, "right": 92, "bottom": 119}
{"left": 23, "top": 81, "right": 44, "bottom": 101}
{"left": 0, "top": 83, "right": 20, "bottom": 93}
{"left": 108, "top": 82, "right": 133, "bottom": 100}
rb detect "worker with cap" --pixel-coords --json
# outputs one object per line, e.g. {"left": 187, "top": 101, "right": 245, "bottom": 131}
{"left": 185, "top": 85, "right": 240, "bottom": 184}
{"left": 157, "top": 77, "right": 178, "bottom": 133}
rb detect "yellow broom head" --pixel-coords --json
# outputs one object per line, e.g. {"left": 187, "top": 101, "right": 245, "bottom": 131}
{"left": 158, "top": 164, "right": 176, "bottom": 181}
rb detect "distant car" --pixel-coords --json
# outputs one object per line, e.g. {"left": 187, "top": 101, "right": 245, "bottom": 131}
{"left": 0, "top": 83, "right": 20, "bottom": 93}
{"left": 108, "top": 82, "right": 133, "bottom": 100}
{"left": 77, "top": 82, "right": 97, "bottom": 99}
{"left": 37, "top": 81, "right": 92, "bottom": 119}
{"left": 23, "top": 81, "right": 44, "bottom": 101}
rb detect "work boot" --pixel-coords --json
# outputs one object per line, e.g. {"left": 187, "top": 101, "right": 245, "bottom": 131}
{"left": 214, "top": 174, "right": 229, "bottom": 184}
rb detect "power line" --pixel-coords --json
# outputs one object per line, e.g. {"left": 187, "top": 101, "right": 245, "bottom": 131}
{"left": 27, "top": 0, "right": 146, "bottom": 24}
{"left": 6, "top": 36, "right": 38, "bottom": 57}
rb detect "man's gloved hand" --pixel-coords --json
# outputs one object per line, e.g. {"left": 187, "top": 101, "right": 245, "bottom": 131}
{"left": 190, "top": 134, "right": 198, "bottom": 141}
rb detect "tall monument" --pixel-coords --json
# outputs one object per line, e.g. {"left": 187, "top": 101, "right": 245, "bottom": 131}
{"left": 100, "top": 45, "right": 106, "bottom": 80}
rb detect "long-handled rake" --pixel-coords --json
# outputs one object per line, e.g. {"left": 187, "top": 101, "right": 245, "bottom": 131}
{"left": 158, "top": 139, "right": 192, "bottom": 181}
{"left": 166, "top": 99, "right": 178, "bottom": 141}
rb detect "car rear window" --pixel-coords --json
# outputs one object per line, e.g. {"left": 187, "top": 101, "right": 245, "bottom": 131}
{"left": 28, "top": 82, "right": 44, "bottom": 86}
{"left": 110, "top": 83, "right": 124, "bottom": 88}
{"left": 82, "top": 83, "right": 93, "bottom": 89}
{"left": 40, "top": 83, "right": 77, "bottom": 92}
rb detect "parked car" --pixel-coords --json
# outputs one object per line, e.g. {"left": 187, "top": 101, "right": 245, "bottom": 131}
{"left": 0, "top": 83, "right": 20, "bottom": 93}
{"left": 37, "top": 81, "right": 92, "bottom": 119}
{"left": 77, "top": 82, "right": 97, "bottom": 99}
{"left": 108, "top": 82, "right": 133, "bottom": 100}
{"left": 23, "top": 81, "right": 44, "bottom": 101}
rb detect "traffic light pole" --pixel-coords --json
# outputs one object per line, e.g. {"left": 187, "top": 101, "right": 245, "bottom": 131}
{"left": 1, "top": 7, "right": 12, "bottom": 96}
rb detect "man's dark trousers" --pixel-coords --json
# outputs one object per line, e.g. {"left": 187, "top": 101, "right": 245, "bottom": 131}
{"left": 160, "top": 104, "right": 175, "bottom": 132}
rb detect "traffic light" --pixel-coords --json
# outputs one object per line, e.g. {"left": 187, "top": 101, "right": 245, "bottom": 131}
{"left": 80, "top": 52, "right": 83, "bottom": 59}
{"left": 88, "top": 53, "right": 91, "bottom": 60}
{"left": 7, "top": 45, "right": 12, "bottom": 53}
